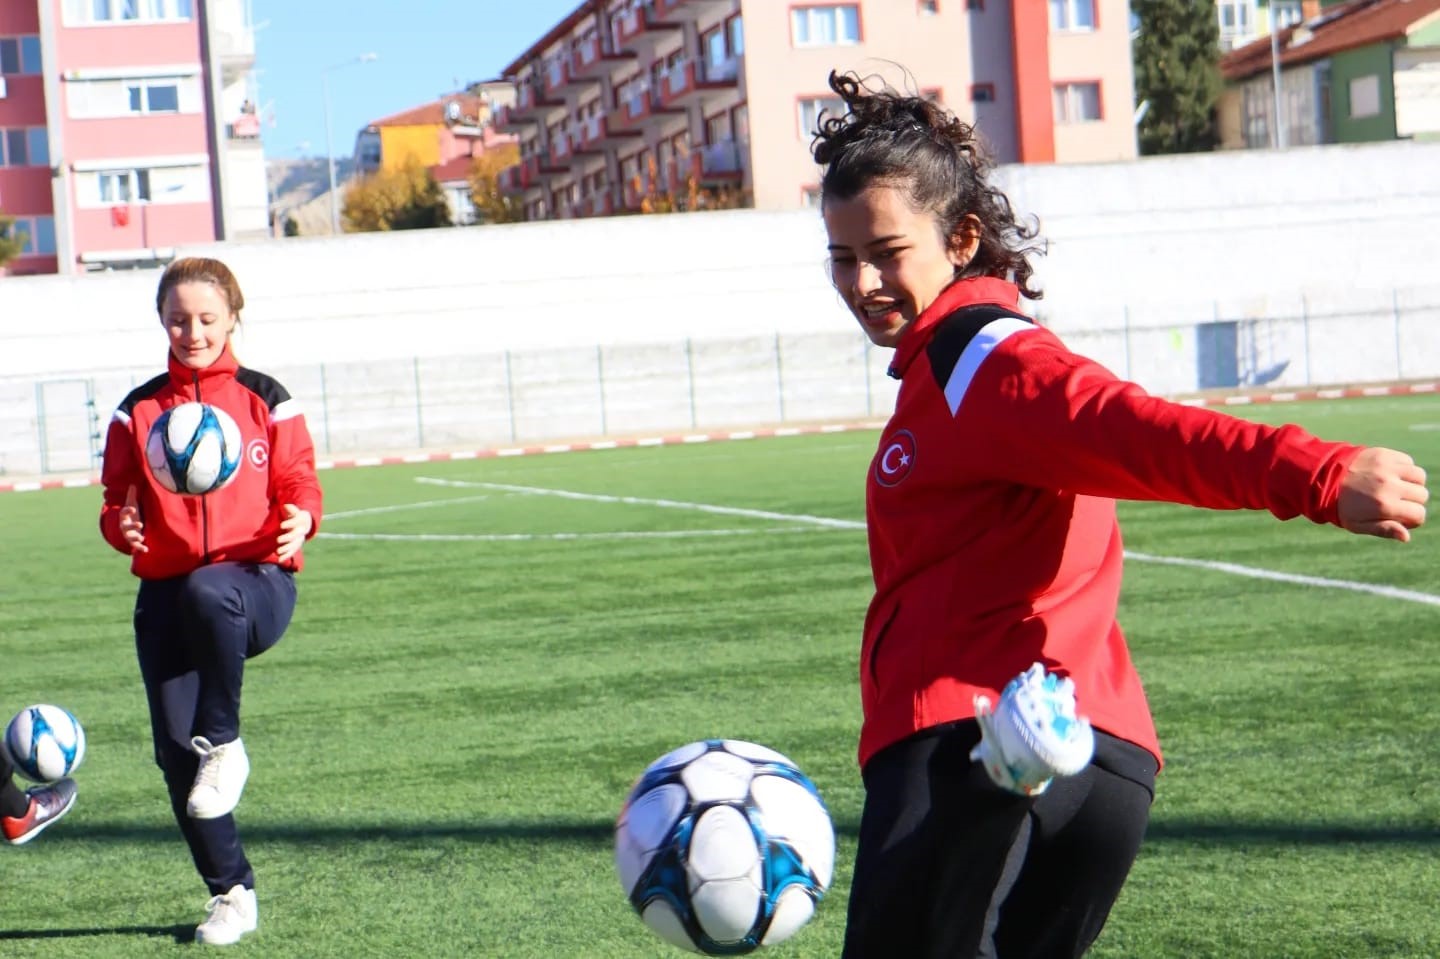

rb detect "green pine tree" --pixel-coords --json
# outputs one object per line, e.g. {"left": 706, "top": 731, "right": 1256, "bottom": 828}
{"left": 1133, "top": 0, "right": 1223, "bottom": 155}
{"left": 0, "top": 212, "right": 26, "bottom": 268}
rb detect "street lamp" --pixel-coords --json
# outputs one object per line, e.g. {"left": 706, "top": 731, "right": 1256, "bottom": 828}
{"left": 323, "top": 52, "right": 378, "bottom": 235}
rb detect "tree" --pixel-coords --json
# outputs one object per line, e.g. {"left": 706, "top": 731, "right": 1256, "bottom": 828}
{"left": 1132, "top": 0, "right": 1223, "bottom": 155}
{"left": 467, "top": 144, "right": 524, "bottom": 224}
{"left": 341, "top": 158, "right": 452, "bottom": 232}
{"left": 0, "top": 212, "right": 26, "bottom": 269}
{"left": 633, "top": 148, "right": 751, "bottom": 216}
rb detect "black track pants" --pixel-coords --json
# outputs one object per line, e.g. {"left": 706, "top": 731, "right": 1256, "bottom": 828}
{"left": 842, "top": 721, "right": 1157, "bottom": 959}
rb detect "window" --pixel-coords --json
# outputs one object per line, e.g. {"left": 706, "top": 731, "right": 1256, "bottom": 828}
{"left": 1217, "top": 0, "right": 1252, "bottom": 39}
{"left": 1, "top": 216, "right": 57, "bottom": 256}
{"left": 0, "top": 127, "right": 47, "bottom": 167}
{"left": 792, "top": 6, "right": 860, "bottom": 47}
{"left": 1272, "top": 0, "right": 1303, "bottom": 29}
{"left": 1049, "top": 0, "right": 1095, "bottom": 31}
{"left": 126, "top": 81, "right": 180, "bottom": 113}
{"left": 728, "top": 15, "right": 744, "bottom": 56}
{"left": 1053, "top": 82, "right": 1101, "bottom": 123}
{"left": 971, "top": 83, "right": 996, "bottom": 103}
{"left": 1349, "top": 74, "right": 1380, "bottom": 119}
{"left": 797, "top": 96, "right": 845, "bottom": 139}
{"left": 69, "top": 0, "right": 191, "bottom": 22}
{"left": 0, "top": 36, "right": 42, "bottom": 74}
{"left": 919, "top": 0, "right": 940, "bottom": 13}
{"left": 967, "top": 0, "right": 984, "bottom": 8}
{"left": 98, "top": 169, "right": 152, "bottom": 203}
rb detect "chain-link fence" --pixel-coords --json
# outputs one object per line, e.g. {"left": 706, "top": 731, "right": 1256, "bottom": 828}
{"left": 5, "top": 292, "right": 1438, "bottom": 479}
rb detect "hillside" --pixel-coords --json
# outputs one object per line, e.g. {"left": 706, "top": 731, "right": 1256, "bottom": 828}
{"left": 267, "top": 156, "right": 355, "bottom": 236}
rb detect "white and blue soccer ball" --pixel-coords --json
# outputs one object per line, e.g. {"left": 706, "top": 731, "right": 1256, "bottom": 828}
{"left": 145, "top": 402, "right": 243, "bottom": 496}
{"left": 4, "top": 704, "right": 86, "bottom": 784}
{"left": 615, "top": 739, "right": 836, "bottom": 955}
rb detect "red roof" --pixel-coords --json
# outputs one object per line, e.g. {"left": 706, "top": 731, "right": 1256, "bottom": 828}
{"left": 430, "top": 155, "right": 477, "bottom": 184}
{"left": 1222, "top": 0, "right": 1440, "bottom": 81}
{"left": 366, "top": 93, "right": 487, "bottom": 129}
{"left": 501, "top": 1, "right": 597, "bottom": 77}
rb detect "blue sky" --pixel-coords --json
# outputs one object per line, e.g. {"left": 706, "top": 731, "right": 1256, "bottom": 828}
{"left": 250, "top": 0, "right": 581, "bottom": 161}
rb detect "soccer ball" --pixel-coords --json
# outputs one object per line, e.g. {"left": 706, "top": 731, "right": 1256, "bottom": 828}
{"left": 145, "top": 402, "right": 243, "bottom": 495}
{"left": 3, "top": 704, "right": 86, "bottom": 784}
{"left": 615, "top": 739, "right": 835, "bottom": 955}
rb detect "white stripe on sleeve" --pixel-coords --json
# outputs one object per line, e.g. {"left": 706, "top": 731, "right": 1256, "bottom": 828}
{"left": 943, "top": 317, "right": 1035, "bottom": 416}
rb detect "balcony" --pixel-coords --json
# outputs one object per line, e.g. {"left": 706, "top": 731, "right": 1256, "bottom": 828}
{"left": 574, "top": 112, "right": 643, "bottom": 153}
{"left": 546, "top": 131, "right": 577, "bottom": 167}
{"left": 571, "top": 32, "right": 637, "bottom": 81}
{"left": 616, "top": 2, "right": 682, "bottom": 45}
{"left": 492, "top": 105, "right": 533, "bottom": 133}
{"left": 510, "top": 79, "right": 565, "bottom": 120}
{"left": 497, "top": 163, "right": 535, "bottom": 194}
{"left": 653, "top": 0, "right": 736, "bottom": 20}
{"left": 612, "top": 88, "right": 684, "bottom": 133}
{"left": 621, "top": 176, "right": 649, "bottom": 211}
{"left": 654, "top": 57, "right": 740, "bottom": 111}
{"left": 579, "top": 190, "right": 616, "bottom": 217}
{"left": 543, "top": 57, "right": 575, "bottom": 99}
{"left": 689, "top": 140, "right": 746, "bottom": 188}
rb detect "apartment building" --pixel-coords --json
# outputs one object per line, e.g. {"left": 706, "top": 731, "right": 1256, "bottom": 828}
{"left": 493, "top": 0, "right": 1138, "bottom": 222}
{"left": 0, "top": 0, "right": 265, "bottom": 277}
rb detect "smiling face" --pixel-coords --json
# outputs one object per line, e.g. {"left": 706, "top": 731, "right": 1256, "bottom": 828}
{"left": 161, "top": 280, "right": 237, "bottom": 369}
{"left": 823, "top": 183, "right": 978, "bottom": 349}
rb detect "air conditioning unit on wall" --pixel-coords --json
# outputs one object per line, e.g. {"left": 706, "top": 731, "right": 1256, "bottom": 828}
{"left": 0, "top": 77, "right": 8, "bottom": 99}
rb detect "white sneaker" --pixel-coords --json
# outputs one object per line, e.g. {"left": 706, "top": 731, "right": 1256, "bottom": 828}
{"left": 194, "top": 884, "right": 258, "bottom": 946}
{"left": 187, "top": 736, "right": 250, "bottom": 820}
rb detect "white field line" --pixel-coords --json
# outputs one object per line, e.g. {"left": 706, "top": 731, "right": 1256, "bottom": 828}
{"left": 319, "top": 527, "right": 829, "bottom": 543}
{"left": 413, "top": 476, "right": 867, "bottom": 530}
{"left": 1124, "top": 550, "right": 1440, "bottom": 608}
{"left": 327, "top": 477, "right": 1440, "bottom": 608}
{"left": 324, "top": 495, "right": 491, "bottom": 520}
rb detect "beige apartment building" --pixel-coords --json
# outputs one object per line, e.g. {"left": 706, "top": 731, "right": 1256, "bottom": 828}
{"left": 495, "top": 0, "right": 1137, "bottom": 221}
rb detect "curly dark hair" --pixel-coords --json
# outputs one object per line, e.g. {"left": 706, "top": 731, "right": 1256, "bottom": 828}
{"left": 810, "top": 70, "right": 1044, "bottom": 300}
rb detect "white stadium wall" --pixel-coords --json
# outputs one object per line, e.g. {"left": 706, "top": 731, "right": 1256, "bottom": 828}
{"left": 2, "top": 139, "right": 1439, "bottom": 476}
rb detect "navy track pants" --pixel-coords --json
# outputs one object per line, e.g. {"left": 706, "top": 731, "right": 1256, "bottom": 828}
{"left": 134, "top": 561, "right": 295, "bottom": 895}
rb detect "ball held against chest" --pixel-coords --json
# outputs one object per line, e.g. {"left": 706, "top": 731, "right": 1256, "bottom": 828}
{"left": 145, "top": 401, "right": 244, "bottom": 496}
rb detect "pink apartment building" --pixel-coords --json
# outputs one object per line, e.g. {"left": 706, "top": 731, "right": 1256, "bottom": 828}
{"left": 494, "top": 0, "right": 1138, "bottom": 221}
{"left": 0, "top": 0, "right": 265, "bottom": 277}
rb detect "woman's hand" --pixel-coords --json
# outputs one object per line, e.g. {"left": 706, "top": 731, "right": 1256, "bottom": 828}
{"left": 119, "top": 486, "right": 149, "bottom": 553}
{"left": 277, "top": 504, "right": 313, "bottom": 561}
{"left": 1337, "top": 448, "right": 1429, "bottom": 542}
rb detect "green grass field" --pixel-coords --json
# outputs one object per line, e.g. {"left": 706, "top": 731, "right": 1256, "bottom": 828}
{"left": 1, "top": 395, "right": 1438, "bottom": 958}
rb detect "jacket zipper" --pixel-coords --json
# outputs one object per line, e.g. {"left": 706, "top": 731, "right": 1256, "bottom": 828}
{"left": 194, "top": 370, "right": 211, "bottom": 565}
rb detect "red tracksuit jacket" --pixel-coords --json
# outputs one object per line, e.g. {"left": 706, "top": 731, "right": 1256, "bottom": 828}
{"left": 99, "top": 345, "right": 324, "bottom": 580}
{"left": 859, "top": 276, "right": 1362, "bottom": 770}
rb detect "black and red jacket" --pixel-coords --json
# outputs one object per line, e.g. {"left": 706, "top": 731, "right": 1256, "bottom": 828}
{"left": 100, "top": 345, "right": 323, "bottom": 580}
{"left": 858, "top": 276, "right": 1362, "bottom": 770}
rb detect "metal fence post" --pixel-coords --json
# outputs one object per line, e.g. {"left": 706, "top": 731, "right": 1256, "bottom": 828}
{"left": 318, "top": 362, "right": 333, "bottom": 454}
{"left": 774, "top": 332, "right": 786, "bottom": 423}
{"left": 685, "top": 337, "right": 697, "bottom": 429}
{"left": 1393, "top": 288, "right": 1403, "bottom": 381}
{"left": 596, "top": 344, "right": 609, "bottom": 436}
{"left": 413, "top": 357, "right": 425, "bottom": 449}
{"left": 504, "top": 350, "right": 517, "bottom": 442}
{"left": 1301, "top": 295, "right": 1312, "bottom": 386}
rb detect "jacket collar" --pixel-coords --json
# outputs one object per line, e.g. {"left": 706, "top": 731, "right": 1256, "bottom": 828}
{"left": 167, "top": 342, "right": 239, "bottom": 389}
{"left": 888, "top": 276, "right": 1022, "bottom": 379}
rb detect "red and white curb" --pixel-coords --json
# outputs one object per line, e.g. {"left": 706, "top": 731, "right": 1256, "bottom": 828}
{"left": 4, "top": 380, "right": 1436, "bottom": 494}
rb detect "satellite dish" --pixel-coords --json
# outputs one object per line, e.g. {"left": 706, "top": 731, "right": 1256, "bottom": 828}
{"left": 445, "top": 100, "right": 461, "bottom": 122}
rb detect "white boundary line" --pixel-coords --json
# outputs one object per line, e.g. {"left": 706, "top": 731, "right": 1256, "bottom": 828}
{"left": 321, "top": 477, "right": 1440, "bottom": 608}
{"left": 319, "top": 527, "right": 835, "bottom": 543}
{"left": 1124, "top": 550, "right": 1440, "bottom": 608}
